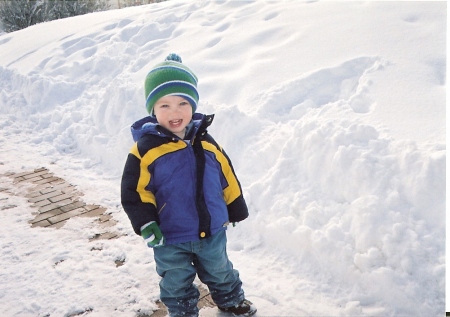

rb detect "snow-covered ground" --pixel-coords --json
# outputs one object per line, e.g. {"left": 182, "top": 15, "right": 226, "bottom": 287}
{"left": 0, "top": 1, "right": 446, "bottom": 316}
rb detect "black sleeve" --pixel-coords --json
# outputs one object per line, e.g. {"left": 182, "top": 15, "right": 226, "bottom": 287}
{"left": 227, "top": 195, "right": 249, "bottom": 222}
{"left": 121, "top": 153, "right": 158, "bottom": 235}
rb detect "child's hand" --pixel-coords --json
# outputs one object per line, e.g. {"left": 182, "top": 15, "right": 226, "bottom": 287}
{"left": 140, "top": 221, "right": 165, "bottom": 248}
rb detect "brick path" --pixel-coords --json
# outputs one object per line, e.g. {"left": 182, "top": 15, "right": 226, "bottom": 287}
{"left": 6, "top": 167, "right": 119, "bottom": 240}
{"left": 1, "top": 167, "right": 216, "bottom": 317}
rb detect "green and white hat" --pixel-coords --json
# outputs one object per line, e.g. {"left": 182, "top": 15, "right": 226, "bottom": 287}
{"left": 144, "top": 53, "right": 199, "bottom": 116}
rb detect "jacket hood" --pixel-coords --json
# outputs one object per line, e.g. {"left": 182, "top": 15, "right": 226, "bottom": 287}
{"left": 130, "top": 113, "right": 213, "bottom": 142}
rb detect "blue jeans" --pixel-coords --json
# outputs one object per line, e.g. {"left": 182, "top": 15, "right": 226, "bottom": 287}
{"left": 153, "top": 230, "right": 244, "bottom": 317}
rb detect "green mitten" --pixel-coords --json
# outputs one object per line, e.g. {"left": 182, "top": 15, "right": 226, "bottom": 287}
{"left": 140, "top": 221, "right": 165, "bottom": 248}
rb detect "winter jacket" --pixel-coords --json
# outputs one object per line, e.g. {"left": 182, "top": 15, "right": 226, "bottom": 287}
{"left": 121, "top": 113, "right": 249, "bottom": 245}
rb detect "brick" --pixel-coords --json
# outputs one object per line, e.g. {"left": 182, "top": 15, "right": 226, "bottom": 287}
{"left": 23, "top": 170, "right": 50, "bottom": 179}
{"left": 48, "top": 207, "right": 87, "bottom": 224}
{"left": 40, "top": 187, "right": 58, "bottom": 195}
{"left": 98, "top": 214, "right": 112, "bottom": 222}
{"left": 49, "top": 221, "right": 67, "bottom": 229}
{"left": 107, "top": 219, "right": 118, "bottom": 227}
{"left": 89, "top": 232, "right": 118, "bottom": 241}
{"left": 32, "top": 199, "right": 52, "bottom": 208}
{"left": 41, "top": 173, "right": 55, "bottom": 179}
{"left": 26, "top": 191, "right": 42, "bottom": 198}
{"left": 61, "top": 186, "right": 78, "bottom": 195}
{"left": 60, "top": 201, "right": 85, "bottom": 212}
{"left": 49, "top": 193, "right": 72, "bottom": 203}
{"left": 31, "top": 219, "right": 51, "bottom": 228}
{"left": 33, "top": 177, "right": 62, "bottom": 185}
{"left": 108, "top": 233, "right": 119, "bottom": 239}
{"left": 13, "top": 176, "right": 26, "bottom": 183}
{"left": 150, "top": 301, "right": 168, "bottom": 317}
{"left": 28, "top": 190, "right": 63, "bottom": 203}
{"left": 93, "top": 207, "right": 108, "bottom": 215}
{"left": 80, "top": 207, "right": 107, "bottom": 218}
{"left": 49, "top": 179, "right": 66, "bottom": 185}
{"left": 198, "top": 288, "right": 215, "bottom": 309}
{"left": 84, "top": 204, "right": 102, "bottom": 211}
{"left": 38, "top": 198, "right": 73, "bottom": 213}
{"left": 45, "top": 180, "right": 66, "bottom": 187}
{"left": 32, "top": 176, "right": 46, "bottom": 182}
{"left": 32, "top": 183, "right": 54, "bottom": 192}
{"left": 37, "top": 182, "right": 71, "bottom": 194}
{"left": 30, "top": 208, "right": 65, "bottom": 223}
{"left": 13, "top": 170, "right": 38, "bottom": 178}
{"left": 97, "top": 220, "right": 117, "bottom": 228}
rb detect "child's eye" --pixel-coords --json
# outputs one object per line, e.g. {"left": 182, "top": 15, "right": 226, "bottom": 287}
{"left": 180, "top": 101, "right": 189, "bottom": 106}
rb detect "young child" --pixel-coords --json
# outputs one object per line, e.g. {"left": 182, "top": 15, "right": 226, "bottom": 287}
{"left": 121, "top": 54, "right": 257, "bottom": 317}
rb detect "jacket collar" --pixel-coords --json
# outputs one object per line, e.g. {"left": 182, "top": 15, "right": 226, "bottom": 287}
{"left": 130, "top": 113, "right": 214, "bottom": 142}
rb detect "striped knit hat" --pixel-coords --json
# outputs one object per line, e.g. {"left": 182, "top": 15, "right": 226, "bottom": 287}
{"left": 144, "top": 53, "right": 199, "bottom": 116}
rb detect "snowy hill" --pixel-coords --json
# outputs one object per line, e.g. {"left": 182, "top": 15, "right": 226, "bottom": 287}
{"left": 0, "top": 1, "right": 446, "bottom": 316}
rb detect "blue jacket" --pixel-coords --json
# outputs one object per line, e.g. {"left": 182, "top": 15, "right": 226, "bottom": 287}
{"left": 121, "top": 113, "right": 249, "bottom": 245}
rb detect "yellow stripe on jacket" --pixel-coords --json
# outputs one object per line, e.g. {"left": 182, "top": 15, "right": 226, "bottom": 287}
{"left": 130, "top": 141, "right": 188, "bottom": 205}
{"left": 201, "top": 141, "right": 241, "bottom": 204}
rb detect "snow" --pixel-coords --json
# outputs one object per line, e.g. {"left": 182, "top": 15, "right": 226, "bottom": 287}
{"left": 0, "top": 1, "right": 446, "bottom": 316}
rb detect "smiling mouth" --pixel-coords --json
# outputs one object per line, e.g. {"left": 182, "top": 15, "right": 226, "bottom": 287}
{"left": 169, "top": 119, "right": 182, "bottom": 127}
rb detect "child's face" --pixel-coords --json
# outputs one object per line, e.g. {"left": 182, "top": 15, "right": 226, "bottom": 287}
{"left": 153, "top": 95, "right": 193, "bottom": 139}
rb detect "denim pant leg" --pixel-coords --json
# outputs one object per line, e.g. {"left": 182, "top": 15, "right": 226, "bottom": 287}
{"left": 153, "top": 245, "right": 199, "bottom": 317}
{"left": 193, "top": 230, "right": 244, "bottom": 308}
